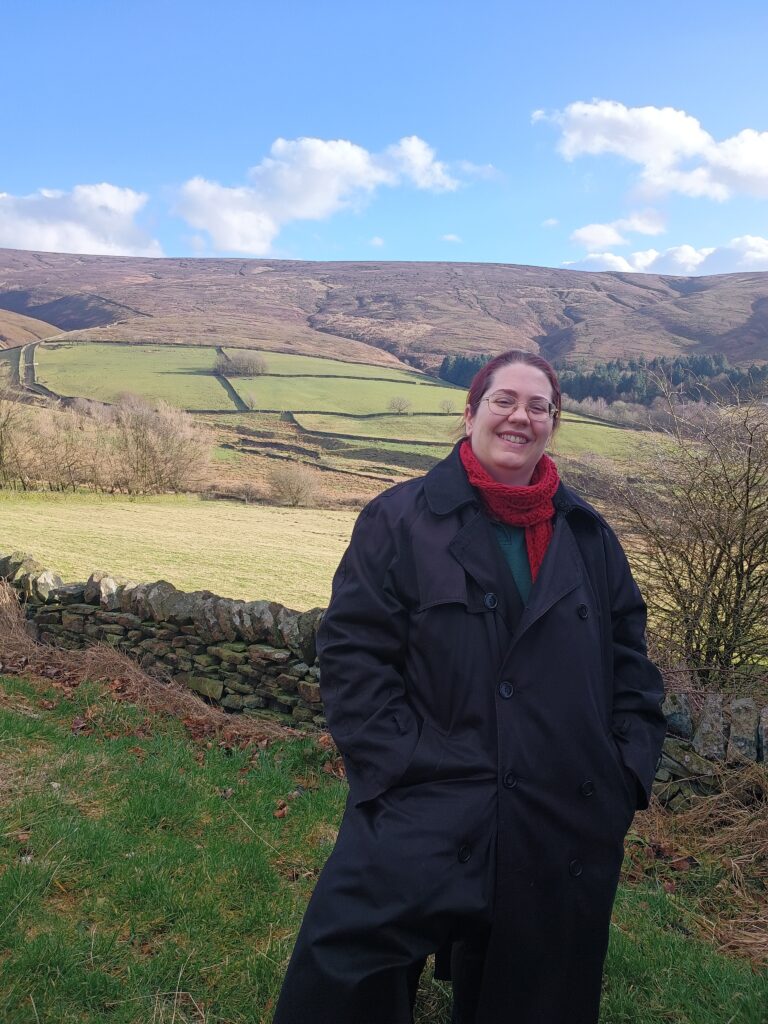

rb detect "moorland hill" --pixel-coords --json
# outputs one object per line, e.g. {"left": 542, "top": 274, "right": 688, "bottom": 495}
{"left": 1, "top": 247, "right": 767, "bottom": 369}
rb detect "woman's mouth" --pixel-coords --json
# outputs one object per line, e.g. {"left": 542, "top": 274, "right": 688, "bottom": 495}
{"left": 497, "top": 433, "right": 529, "bottom": 445}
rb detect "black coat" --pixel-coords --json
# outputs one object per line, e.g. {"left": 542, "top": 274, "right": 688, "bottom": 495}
{"left": 273, "top": 446, "right": 666, "bottom": 1024}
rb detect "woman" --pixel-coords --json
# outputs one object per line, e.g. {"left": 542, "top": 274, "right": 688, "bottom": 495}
{"left": 273, "top": 350, "right": 666, "bottom": 1024}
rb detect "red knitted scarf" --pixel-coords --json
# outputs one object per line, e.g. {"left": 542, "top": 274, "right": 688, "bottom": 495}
{"left": 459, "top": 439, "right": 560, "bottom": 581}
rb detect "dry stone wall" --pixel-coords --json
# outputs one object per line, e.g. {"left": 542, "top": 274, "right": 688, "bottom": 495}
{"left": 0, "top": 551, "right": 326, "bottom": 728}
{"left": 1, "top": 550, "right": 767, "bottom": 811}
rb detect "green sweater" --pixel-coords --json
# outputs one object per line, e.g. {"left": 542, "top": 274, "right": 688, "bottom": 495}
{"left": 492, "top": 522, "right": 532, "bottom": 604}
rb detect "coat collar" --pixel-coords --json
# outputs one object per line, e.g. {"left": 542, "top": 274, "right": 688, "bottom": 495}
{"left": 424, "top": 441, "right": 607, "bottom": 527}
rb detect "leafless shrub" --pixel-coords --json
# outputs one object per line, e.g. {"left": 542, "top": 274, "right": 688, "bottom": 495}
{"left": 387, "top": 395, "right": 412, "bottom": 415}
{"left": 215, "top": 351, "right": 267, "bottom": 377}
{"left": 613, "top": 380, "right": 768, "bottom": 675}
{"left": 268, "top": 461, "right": 323, "bottom": 507}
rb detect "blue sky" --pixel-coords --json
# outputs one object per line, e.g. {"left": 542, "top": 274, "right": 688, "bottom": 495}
{"left": 2, "top": 0, "right": 768, "bottom": 273}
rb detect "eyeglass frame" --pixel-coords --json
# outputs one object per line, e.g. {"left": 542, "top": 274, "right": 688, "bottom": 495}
{"left": 482, "top": 391, "right": 558, "bottom": 421}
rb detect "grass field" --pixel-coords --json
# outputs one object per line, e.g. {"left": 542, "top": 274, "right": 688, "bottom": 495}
{"left": 35, "top": 344, "right": 238, "bottom": 410}
{"left": 222, "top": 349, "right": 426, "bottom": 381}
{"left": 229, "top": 375, "right": 461, "bottom": 414}
{"left": 1, "top": 672, "right": 766, "bottom": 1024}
{"left": 0, "top": 492, "right": 357, "bottom": 609}
{"left": 296, "top": 411, "right": 652, "bottom": 460}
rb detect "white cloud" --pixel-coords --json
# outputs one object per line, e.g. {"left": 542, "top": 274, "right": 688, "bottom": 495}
{"left": 440, "top": 233, "right": 462, "bottom": 243}
{"left": 565, "top": 235, "right": 768, "bottom": 275}
{"left": 570, "top": 209, "right": 665, "bottom": 251}
{"left": 538, "top": 99, "right": 768, "bottom": 200}
{"left": 386, "top": 136, "right": 458, "bottom": 191}
{"left": 542, "top": 217, "right": 559, "bottom": 228}
{"left": 177, "top": 135, "right": 461, "bottom": 255}
{"left": 571, "top": 223, "right": 627, "bottom": 250}
{"left": 0, "top": 183, "right": 163, "bottom": 256}
{"left": 369, "top": 235, "right": 385, "bottom": 247}
{"left": 456, "top": 160, "right": 500, "bottom": 180}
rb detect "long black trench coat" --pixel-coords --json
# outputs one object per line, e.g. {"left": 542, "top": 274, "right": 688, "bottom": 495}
{"left": 273, "top": 445, "right": 666, "bottom": 1024}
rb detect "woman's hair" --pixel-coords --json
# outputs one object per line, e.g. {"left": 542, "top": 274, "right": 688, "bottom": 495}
{"left": 464, "top": 349, "right": 561, "bottom": 431}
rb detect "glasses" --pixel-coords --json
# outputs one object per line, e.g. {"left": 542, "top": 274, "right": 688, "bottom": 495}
{"left": 483, "top": 392, "right": 557, "bottom": 421}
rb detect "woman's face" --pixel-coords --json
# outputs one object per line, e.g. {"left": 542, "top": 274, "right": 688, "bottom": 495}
{"left": 464, "top": 362, "right": 556, "bottom": 486}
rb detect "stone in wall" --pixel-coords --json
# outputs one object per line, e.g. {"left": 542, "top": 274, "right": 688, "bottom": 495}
{"left": 692, "top": 693, "right": 726, "bottom": 761}
{"left": 661, "top": 692, "right": 694, "bottom": 739}
{"left": 727, "top": 697, "right": 759, "bottom": 762}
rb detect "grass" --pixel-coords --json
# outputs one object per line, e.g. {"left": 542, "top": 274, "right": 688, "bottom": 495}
{"left": 296, "top": 411, "right": 655, "bottom": 460}
{"left": 0, "top": 672, "right": 766, "bottom": 1024}
{"left": 229, "top": 374, "right": 461, "bottom": 415}
{"left": 0, "top": 491, "right": 357, "bottom": 610}
{"left": 35, "top": 343, "right": 238, "bottom": 411}
{"left": 222, "top": 349, "right": 426, "bottom": 382}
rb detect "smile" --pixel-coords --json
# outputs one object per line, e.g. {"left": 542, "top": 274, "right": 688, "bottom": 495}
{"left": 497, "top": 433, "right": 529, "bottom": 445}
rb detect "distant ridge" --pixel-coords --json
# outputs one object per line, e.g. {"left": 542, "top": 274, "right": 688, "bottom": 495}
{"left": 0, "top": 247, "right": 766, "bottom": 368}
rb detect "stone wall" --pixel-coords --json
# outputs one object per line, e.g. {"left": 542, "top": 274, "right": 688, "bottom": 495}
{"left": 2, "top": 550, "right": 767, "bottom": 811}
{"left": 0, "top": 551, "right": 325, "bottom": 727}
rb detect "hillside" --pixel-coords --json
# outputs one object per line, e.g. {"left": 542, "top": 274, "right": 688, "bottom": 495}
{"left": 1, "top": 247, "right": 767, "bottom": 368}
{"left": 0, "top": 307, "right": 59, "bottom": 348}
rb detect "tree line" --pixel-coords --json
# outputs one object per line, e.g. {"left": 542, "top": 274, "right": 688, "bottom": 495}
{"left": 439, "top": 351, "right": 768, "bottom": 406}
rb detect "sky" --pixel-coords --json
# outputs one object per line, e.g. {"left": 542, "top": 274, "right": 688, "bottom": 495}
{"left": 2, "top": 0, "right": 768, "bottom": 275}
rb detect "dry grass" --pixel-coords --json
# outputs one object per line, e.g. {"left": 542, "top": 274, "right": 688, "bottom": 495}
{"left": 631, "top": 764, "right": 768, "bottom": 966}
{"left": 0, "top": 582, "right": 299, "bottom": 749}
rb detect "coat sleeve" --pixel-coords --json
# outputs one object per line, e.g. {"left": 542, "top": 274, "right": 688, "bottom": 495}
{"left": 602, "top": 525, "right": 667, "bottom": 809}
{"left": 316, "top": 496, "right": 420, "bottom": 805}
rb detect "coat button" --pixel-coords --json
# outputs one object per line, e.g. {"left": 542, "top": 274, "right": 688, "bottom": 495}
{"left": 498, "top": 681, "right": 514, "bottom": 699}
{"left": 569, "top": 859, "right": 583, "bottom": 877}
{"left": 484, "top": 592, "right": 498, "bottom": 609}
{"left": 458, "top": 845, "right": 472, "bottom": 863}
{"left": 503, "top": 771, "right": 518, "bottom": 789}
{"left": 580, "top": 780, "right": 595, "bottom": 797}
{"left": 577, "top": 604, "right": 589, "bottom": 619}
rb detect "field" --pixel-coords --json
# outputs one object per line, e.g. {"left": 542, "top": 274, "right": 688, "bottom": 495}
{"left": 0, "top": 491, "right": 357, "bottom": 609}
{"left": 1, "top": 671, "right": 766, "bottom": 1024}
{"left": 223, "top": 348, "right": 426, "bottom": 381}
{"left": 35, "top": 343, "right": 238, "bottom": 410}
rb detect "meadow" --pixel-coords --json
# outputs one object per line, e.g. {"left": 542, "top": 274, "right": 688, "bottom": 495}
{"left": 1, "top": 672, "right": 766, "bottom": 1024}
{"left": 35, "top": 344, "right": 239, "bottom": 410}
{"left": 0, "top": 491, "right": 357, "bottom": 609}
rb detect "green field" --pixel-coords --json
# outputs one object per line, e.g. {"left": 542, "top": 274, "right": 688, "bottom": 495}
{"left": 1, "top": 672, "right": 765, "bottom": 1024}
{"left": 230, "top": 374, "right": 461, "bottom": 414}
{"left": 0, "top": 491, "right": 357, "bottom": 609}
{"left": 223, "top": 348, "right": 427, "bottom": 382}
{"left": 35, "top": 343, "right": 237, "bottom": 410}
{"left": 296, "top": 411, "right": 651, "bottom": 460}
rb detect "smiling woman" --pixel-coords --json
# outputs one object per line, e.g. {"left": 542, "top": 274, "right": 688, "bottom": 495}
{"left": 272, "top": 349, "right": 665, "bottom": 1024}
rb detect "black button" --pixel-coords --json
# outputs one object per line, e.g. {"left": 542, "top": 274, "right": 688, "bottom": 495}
{"left": 498, "top": 681, "right": 514, "bottom": 699}
{"left": 580, "top": 780, "right": 595, "bottom": 797}
{"left": 458, "top": 845, "right": 472, "bottom": 863}
{"left": 577, "top": 604, "right": 589, "bottom": 619}
{"left": 484, "top": 592, "right": 498, "bottom": 609}
{"left": 569, "top": 859, "right": 583, "bottom": 877}
{"left": 503, "top": 772, "right": 518, "bottom": 789}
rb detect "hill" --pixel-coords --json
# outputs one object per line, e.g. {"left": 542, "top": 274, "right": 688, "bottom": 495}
{"left": 1, "top": 247, "right": 767, "bottom": 369}
{"left": 0, "top": 307, "right": 59, "bottom": 348}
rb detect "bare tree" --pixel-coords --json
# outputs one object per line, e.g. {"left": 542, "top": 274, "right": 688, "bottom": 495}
{"left": 613, "top": 386, "right": 768, "bottom": 675}
{"left": 268, "top": 461, "right": 322, "bottom": 507}
{"left": 439, "top": 398, "right": 457, "bottom": 414}
{"left": 215, "top": 351, "right": 267, "bottom": 377}
{"left": 387, "top": 395, "right": 412, "bottom": 415}
{"left": 0, "top": 389, "right": 31, "bottom": 488}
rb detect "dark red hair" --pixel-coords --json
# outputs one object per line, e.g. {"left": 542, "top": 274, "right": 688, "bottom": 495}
{"left": 465, "top": 350, "right": 561, "bottom": 431}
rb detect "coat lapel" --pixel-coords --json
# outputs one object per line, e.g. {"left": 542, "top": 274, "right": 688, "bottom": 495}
{"left": 448, "top": 511, "right": 525, "bottom": 639}
{"left": 509, "top": 514, "right": 584, "bottom": 648}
